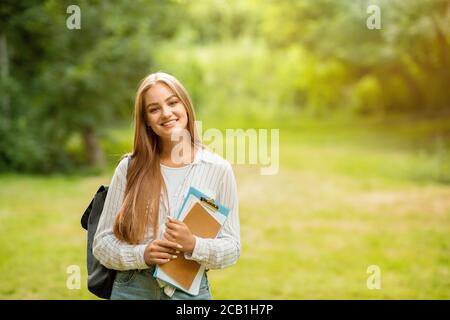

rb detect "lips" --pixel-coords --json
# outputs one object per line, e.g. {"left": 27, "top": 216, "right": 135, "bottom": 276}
{"left": 160, "top": 119, "right": 178, "bottom": 127}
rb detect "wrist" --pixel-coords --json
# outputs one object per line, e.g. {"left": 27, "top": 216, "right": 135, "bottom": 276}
{"left": 187, "top": 235, "right": 196, "bottom": 254}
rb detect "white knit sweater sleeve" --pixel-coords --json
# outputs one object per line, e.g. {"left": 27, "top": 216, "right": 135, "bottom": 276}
{"left": 92, "top": 157, "right": 149, "bottom": 271}
{"left": 184, "top": 161, "right": 241, "bottom": 269}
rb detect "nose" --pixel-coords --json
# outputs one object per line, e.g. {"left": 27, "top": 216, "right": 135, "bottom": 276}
{"left": 161, "top": 104, "right": 173, "bottom": 118}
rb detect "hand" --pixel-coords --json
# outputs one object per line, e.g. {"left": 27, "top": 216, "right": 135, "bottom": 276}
{"left": 164, "top": 216, "right": 196, "bottom": 253}
{"left": 143, "top": 239, "right": 182, "bottom": 266}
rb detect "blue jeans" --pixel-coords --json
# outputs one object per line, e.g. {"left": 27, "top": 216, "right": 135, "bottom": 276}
{"left": 110, "top": 266, "right": 212, "bottom": 300}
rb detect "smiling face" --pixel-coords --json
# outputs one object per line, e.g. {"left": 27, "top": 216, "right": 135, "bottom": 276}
{"left": 144, "top": 82, "right": 189, "bottom": 142}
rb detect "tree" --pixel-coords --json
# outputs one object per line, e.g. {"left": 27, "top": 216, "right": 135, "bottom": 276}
{"left": 0, "top": 0, "right": 182, "bottom": 172}
{"left": 260, "top": 0, "right": 450, "bottom": 116}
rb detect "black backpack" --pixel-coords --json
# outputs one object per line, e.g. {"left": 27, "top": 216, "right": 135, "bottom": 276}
{"left": 80, "top": 155, "right": 131, "bottom": 299}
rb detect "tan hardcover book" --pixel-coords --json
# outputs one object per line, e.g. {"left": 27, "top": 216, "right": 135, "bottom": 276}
{"left": 160, "top": 201, "right": 221, "bottom": 289}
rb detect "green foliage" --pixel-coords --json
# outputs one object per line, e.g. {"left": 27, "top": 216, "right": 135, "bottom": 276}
{"left": 351, "top": 75, "right": 384, "bottom": 115}
{"left": 261, "top": 0, "right": 450, "bottom": 115}
{"left": 175, "top": 0, "right": 259, "bottom": 43}
{"left": 1, "top": 0, "right": 449, "bottom": 173}
{"left": 0, "top": 0, "right": 181, "bottom": 172}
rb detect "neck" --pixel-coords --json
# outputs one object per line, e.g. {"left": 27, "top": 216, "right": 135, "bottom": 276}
{"left": 160, "top": 138, "right": 195, "bottom": 166}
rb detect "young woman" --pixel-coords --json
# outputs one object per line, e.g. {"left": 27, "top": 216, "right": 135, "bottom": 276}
{"left": 93, "top": 72, "right": 240, "bottom": 300}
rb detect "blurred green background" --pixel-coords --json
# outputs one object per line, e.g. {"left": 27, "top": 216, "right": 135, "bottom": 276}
{"left": 0, "top": 0, "right": 449, "bottom": 299}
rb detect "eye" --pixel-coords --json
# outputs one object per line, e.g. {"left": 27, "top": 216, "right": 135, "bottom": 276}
{"left": 169, "top": 100, "right": 179, "bottom": 106}
{"left": 148, "top": 108, "right": 159, "bottom": 113}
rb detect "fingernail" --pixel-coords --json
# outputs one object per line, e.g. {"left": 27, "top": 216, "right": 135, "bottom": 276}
{"left": 177, "top": 244, "right": 183, "bottom": 249}
{"left": 176, "top": 250, "right": 180, "bottom": 254}
{"left": 172, "top": 255, "right": 177, "bottom": 259}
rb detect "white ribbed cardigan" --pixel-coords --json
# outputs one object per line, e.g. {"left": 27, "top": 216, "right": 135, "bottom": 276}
{"left": 92, "top": 147, "right": 241, "bottom": 274}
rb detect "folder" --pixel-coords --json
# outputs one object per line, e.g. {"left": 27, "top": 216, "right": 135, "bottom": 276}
{"left": 153, "top": 187, "right": 230, "bottom": 295}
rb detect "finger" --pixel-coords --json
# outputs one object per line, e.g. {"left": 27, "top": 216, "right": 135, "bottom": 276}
{"left": 163, "top": 231, "right": 176, "bottom": 243}
{"left": 165, "top": 222, "right": 179, "bottom": 231}
{"left": 158, "top": 238, "right": 183, "bottom": 250}
{"left": 153, "top": 252, "right": 177, "bottom": 260}
{"left": 154, "top": 258, "right": 171, "bottom": 265}
{"left": 152, "top": 240, "right": 176, "bottom": 252}
{"left": 165, "top": 228, "right": 177, "bottom": 239}
{"left": 153, "top": 244, "right": 177, "bottom": 254}
{"left": 167, "top": 216, "right": 183, "bottom": 224}
{"left": 162, "top": 233, "right": 181, "bottom": 254}
{"left": 164, "top": 232, "right": 180, "bottom": 254}
{"left": 153, "top": 239, "right": 176, "bottom": 248}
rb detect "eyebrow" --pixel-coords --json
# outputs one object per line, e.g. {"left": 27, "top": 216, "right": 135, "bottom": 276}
{"left": 146, "top": 95, "right": 178, "bottom": 109}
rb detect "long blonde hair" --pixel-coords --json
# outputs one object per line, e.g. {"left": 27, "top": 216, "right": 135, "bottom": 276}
{"left": 113, "top": 72, "right": 201, "bottom": 244}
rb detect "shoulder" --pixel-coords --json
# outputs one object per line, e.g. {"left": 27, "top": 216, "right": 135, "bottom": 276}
{"left": 114, "top": 154, "right": 131, "bottom": 177}
{"left": 199, "top": 147, "right": 233, "bottom": 174}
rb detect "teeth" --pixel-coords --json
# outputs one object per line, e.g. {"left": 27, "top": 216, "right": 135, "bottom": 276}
{"left": 162, "top": 119, "right": 176, "bottom": 126}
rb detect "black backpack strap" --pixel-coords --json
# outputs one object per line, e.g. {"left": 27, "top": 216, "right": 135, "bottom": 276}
{"left": 81, "top": 155, "right": 132, "bottom": 230}
{"left": 81, "top": 185, "right": 107, "bottom": 230}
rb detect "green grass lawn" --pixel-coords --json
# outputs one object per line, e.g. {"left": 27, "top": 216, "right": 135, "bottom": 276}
{"left": 0, "top": 118, "right": 449, "bottom": 299}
